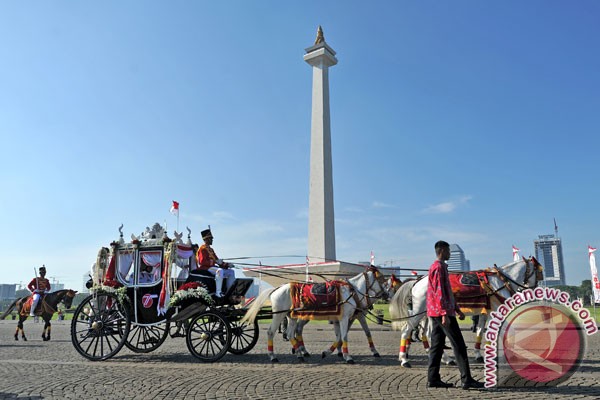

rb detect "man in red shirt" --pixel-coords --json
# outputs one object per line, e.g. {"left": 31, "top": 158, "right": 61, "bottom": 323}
{"left": 426, "top": 241, "right": 483, "bottom": 390}
{"left": 196, "top": 228, "right": 235, "bottom": 297}
{"left": 27, "top": 265, "right": 51, "bottom": 316}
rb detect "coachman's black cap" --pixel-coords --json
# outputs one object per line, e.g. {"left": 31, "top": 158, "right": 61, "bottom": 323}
{"left": 201, "top": 229, "right": 213, "bottom": 240}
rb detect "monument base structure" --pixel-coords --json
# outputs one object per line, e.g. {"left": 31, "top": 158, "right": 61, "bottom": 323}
{"left": 242, "top": 261, "right": 367, "bottom": 287}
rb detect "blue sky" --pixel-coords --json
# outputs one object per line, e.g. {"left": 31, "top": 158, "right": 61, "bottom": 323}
{"left": 1, "top": 2, "right": 599, "bottom": 290}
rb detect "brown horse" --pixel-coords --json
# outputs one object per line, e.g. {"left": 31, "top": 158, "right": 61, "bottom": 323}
{"left": 0, "top": 289, "right": 77, "bottom": 341}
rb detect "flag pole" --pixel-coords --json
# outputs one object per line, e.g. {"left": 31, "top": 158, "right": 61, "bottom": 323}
{"left": 258, "top": 261, "right": 262, "bottom": 295}
{"left": 305, "top": 256, "right": 309, "bottom": 282}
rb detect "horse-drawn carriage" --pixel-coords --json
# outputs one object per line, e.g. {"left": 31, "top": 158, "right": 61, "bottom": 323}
{"left": 70, "top": 223, "right": 258, "bottom": 362}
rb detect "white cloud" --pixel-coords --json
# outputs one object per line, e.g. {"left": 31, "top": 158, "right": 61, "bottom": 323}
{"left": 423, "top": 195, "right": 472, "bottom": 214}
{"left": 343, "top": 206, "right": 364, "bottom": 213}
{"left": 211, "top": 211, "right": 235, "bottom": 221}
{"left": 372, "top": 201, "right": 395, "bottom": 209}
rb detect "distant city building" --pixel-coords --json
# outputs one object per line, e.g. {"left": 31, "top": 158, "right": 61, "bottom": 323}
{"left": 448, "top": 244, "right": 470, "bottom": 272}
{"left": 0, "top": 284, "right": 17, "bottom": 301}
{"left": 534, "top": 234, "right": 566, "bottom": 286}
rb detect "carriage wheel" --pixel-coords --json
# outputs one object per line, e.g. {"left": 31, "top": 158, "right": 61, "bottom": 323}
{"left": 228, "top": 319, "right": 259, "bottom": 355}
{"left": 186, "top": 310, "right": 231, "bottom": 362}
{"left": 70, "top": 293, "right": 130, "bottom": 361}
{"left": 124, "top": 322, "right": 170, "bottom": 353}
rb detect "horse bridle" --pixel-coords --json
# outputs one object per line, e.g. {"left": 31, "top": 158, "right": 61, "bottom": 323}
{"left": 40, "top": 290, "right": 76, "bottom": 314}
{"left": 351, "top": 266, "right": 388, "bottom": 310}
{"left": 491, "top": 258, "right": 543, "bottom": 296}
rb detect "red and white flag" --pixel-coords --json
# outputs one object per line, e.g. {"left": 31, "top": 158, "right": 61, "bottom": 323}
{"left": 411, "top": 270, "right": 418, "bottom": 276}
{"left": 170, "top": 200, "right": 179, "bottom": 215}
{"left": 589, "top": 245, "right": 600, "bottom": 304}
{"left": 512, "top": 245, "right": 520, "bottom": 262}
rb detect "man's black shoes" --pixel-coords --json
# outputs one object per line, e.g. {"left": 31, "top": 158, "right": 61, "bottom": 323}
{"left": 462, "top": 379, "right": 485, "bottom": 390}
{"left": 427, "top": 381, "right": 454, "bottom": 388}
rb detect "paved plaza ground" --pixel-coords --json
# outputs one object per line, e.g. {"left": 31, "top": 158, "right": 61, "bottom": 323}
{"left": 1, "top": 319, "right": 599, "bottom": 399}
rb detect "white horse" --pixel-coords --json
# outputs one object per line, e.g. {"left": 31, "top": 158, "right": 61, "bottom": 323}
{"left": 389, "top": 257, "right": 543, "bottom": 367}
{"left": 295, "top": 274, "right": 402, "bottom": 359}
{"left": 241, "top": 266, "right": 391, "bottom": 364}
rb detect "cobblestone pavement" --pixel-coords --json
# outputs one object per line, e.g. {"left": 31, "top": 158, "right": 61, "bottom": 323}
{"left": 1, "top": 319, "right": 599, "bottom": 399}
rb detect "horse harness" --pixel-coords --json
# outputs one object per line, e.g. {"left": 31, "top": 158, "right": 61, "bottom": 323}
{"left": 288, "top": 267, "right": 387, "bottom": 314}
{"left": 478, "top": 258, "right": 543, "bottom": 304}
{"left": 348, "top": 267, "right": 388, "bottom": 314}
{"left": 29, "top": 290, "right": 76, "bottom": 316}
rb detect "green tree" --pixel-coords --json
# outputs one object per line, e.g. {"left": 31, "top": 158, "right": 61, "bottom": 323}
{"left": 580, "top": 280, "right": 592, "bottom": 305}
{"left": 555, "top": 285, "right": 579, "bottom": 301}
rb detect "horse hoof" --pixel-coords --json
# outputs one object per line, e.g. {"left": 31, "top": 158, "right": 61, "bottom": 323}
{"left": 346, "top": 359, "right": 355, "bottom": 365}
{"left": 291, "top": 348, "right": 296, "bottom": 354}
{"left": 14, "top": 336, "right": 18, "bottom": 341}
{"left": 401, "top": 362, "right": 412, "bottom": 368}
{"left": 321, "top": 352, "right": 327, "bottom": 359}
{"left": 271, "top": 358, "right": 279, "bottom": 363}
{"left": 337, "top": 352, "right": 344, "bottom": 358}
{"left": 23, "top": 337, "right": 27, "bottom": 341}
{"left": 475, "top": 356, "right": 483, "bottom": 363}
{"left": 374, "top": 353, "right": 381, "bottom": 358}
{"left": 303, "top": 352, "right": 311, "bottom": 358}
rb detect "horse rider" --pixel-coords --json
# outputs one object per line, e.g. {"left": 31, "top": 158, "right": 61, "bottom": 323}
{"left": 27, "top": 265, "right": 51, "bottom": 316}
{"left": 195, "top": 228, "right": 235, "bottom": 297}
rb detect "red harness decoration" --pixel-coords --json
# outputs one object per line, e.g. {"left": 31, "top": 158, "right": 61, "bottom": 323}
{"left": 290, "top": 281, "right": 347, "bottom": 321}
{"left": 449, "top": 271, "right": 491, "bottom": 311}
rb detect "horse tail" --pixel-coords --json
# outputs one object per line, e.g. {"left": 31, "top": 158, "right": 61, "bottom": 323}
{"left": 240, "top": 287, "right": 276, "bottom": 324}
{"left": 0, "top": 298, "right": 20, "bottom": 320}
{"left": 389, "top": 279, "right": 417, "bottom": 331}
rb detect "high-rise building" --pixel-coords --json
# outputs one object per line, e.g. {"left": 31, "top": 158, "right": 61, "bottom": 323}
{"left": 448, "top": 244, "right": 470, "bottom": 272}
{"left": 0, "top": 284, "right": 17, "bottom": 301}
{"left": 534, "top": 234, "right": 566, "bottom": 286}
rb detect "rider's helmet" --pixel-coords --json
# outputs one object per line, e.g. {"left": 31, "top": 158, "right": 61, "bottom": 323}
{"left": 39, "top": 266, "right": 46, "bottom": 275}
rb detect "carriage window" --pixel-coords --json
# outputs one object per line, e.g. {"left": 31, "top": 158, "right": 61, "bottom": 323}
{"left": 117, "top": 251, "right": 135, "bottom": 283}
{"left": 175, "top": 245, "right": 194, "bottom": 280}
{"left": 139, "top": 250, "right": 162, "bottom": 285}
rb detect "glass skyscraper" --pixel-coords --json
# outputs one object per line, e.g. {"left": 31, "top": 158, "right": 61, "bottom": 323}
{"left": 448, "top": 243, "right": 470, "bottom": 272}
{"left": 534, "top": 234, "right": 566, "bottom": 286}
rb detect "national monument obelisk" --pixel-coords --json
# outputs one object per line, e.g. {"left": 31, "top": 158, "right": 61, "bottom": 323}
{"left": 243, "top": 28, "right": 365, "bottom": 285}
{"left": 304, "top": 26, "right": 338, "bottom": 264}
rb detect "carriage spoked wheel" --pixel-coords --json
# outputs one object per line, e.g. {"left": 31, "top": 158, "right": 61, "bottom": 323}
{"left": 124, "top": 322, "right": 170, "bottom": 353}
{"left": 186, "top": 310, "right": 232, "bottom": 362}
{"left": 70, "top": 293, "right": 131, "bottom": 361}
{"left": 228, "top": 319, "right": 259, "bottom": 355}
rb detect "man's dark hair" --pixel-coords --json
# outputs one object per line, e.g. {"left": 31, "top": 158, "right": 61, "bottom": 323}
{"left": 434, "top": 240, "right": 450, "bottom": 254}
